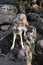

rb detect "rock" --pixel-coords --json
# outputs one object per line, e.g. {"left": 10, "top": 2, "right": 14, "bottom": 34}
{"left": 27, "top": 13, "right": 43, "bottom": 34}
{"left": 23, "top": 26, "right": 37, "bottom": 56}
{"left": 30, "top": 20, "right": 43, "bottom": 34}
{"left": 17, "top": 49, "right": 25, "bottom": 60}
{"left": 32, "top": 4, "right": 38, "bottom": 9}
{"left": 26, "top": 4, "right": 43, "bottom": 16}
{"left": 26, "top": 26, "right": 37, "bottom": 44}
{"left": 1, "top": 25, "right": 10, "bottom": 31}
{"left": 0, "top": 4, "right": 18, "bottom": 24}
{"left": 6, "top": 48, "right": 19, "bottom": 61}
{"left": 40, "top": 1, "right": 43, "bottom": 8}
{"left": 0, "top": 0, "right": 7, "bottom": 4}
{"left": 39, "top": 13, "right": 43, "bottom": 18}
{"left": 35, "top": 40, "right": 43, "bottom": 55}
{"left": 27, "top": 13, "right": 41, "bottom": 21}
{"left": 17, "top": 44, "right": 32, "bottom": 64}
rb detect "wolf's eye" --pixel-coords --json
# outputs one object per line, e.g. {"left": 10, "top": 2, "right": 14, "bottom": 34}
{"left": 18, "top": 17, "right": 23, "bottom": 21}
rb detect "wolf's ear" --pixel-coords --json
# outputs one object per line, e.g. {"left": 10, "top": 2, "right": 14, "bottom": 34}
{"left": 24, "top": 20, "right": 29, "bottom": 26}
{"left": 23, "top": 14, "right": 29, "bottom": 26}
{"left": 26, "top": 21, "right": 29, "bottom": 26}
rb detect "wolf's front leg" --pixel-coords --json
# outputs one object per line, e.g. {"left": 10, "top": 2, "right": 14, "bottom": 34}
{"left": 20, "top": 32, "right": 25, "bottom": 49}
{"left": 24, "top": 31, "right": 26, "bottom": 37}
{"left": 11, "top": 33, "right": 16, "bottom": 50}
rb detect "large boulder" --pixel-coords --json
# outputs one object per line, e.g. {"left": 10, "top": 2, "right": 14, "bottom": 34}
{"left": 35, "top": 40, "right": 43, "bottom": 55}
{"left": 0, "top": 4, "right": 18, "bottom": 24}
{"left": 27, "top": 13, "right": 43, "bottom": 34}
{"left": 27, "top": 13, "right": 41, "bottom": 21}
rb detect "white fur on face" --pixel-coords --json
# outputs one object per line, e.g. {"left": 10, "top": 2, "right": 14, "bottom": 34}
{"left": 13, "top": 14, "right": 29, "bottom": 26}
{"left": 12, "top": 14, "right": 28, "bottom": 32}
